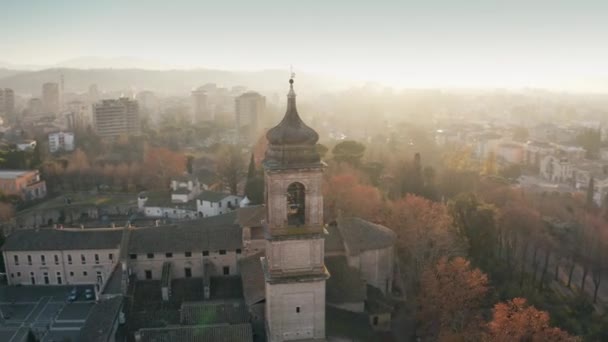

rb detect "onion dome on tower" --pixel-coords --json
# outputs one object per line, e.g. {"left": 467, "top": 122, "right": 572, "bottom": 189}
{"left": 264, "top": 78, "right": 321, "bottom": 167}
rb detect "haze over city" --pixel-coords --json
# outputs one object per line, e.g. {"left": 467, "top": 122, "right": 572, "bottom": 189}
{"left": 2, "top": 0, "right": 608, "bottom": 90}
{"left": 1, "top": 2, "right": 608, "bottom": 342}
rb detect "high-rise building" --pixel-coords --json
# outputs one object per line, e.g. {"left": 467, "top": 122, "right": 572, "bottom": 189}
{"left": 27, "top": 98, "right": 44, "bottom": 116}
{"left": 42, "top": 82, "right": 60, "bottom": 114}
{"left": 235, "top": 91, "right": 266, "bottom": 142}
{"left": 0, "top": 88, "right": 15, "bottom": 115}
{"left": 93, "top": 98, "right": 140, "bottom": 138}
{"left": 262, "top": 78, "right": 328, "bottom": 341}
{"left": 191, "top": 88, "right": 211, "bottom": 122}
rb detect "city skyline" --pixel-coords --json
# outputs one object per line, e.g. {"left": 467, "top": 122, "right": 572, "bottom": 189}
{"left": 2, "top": 0, "right": 608, "bottom": 90}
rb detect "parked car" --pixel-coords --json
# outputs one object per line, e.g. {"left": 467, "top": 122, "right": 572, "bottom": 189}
{"left": 68, "top": 288, "right": 78, "bottom": 301}
{"left": 84, "top": 288, "right": 94, "bottom": 300}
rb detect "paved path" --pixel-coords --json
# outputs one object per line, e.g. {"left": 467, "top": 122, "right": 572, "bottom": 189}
{"left": 25, "top": 296, "right": 51, "bottom": 325}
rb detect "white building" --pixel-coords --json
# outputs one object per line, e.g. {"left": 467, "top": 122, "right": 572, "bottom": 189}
{"left": 196, "top": 191, "right": 241, "bottom": 218}
{"left": 540, "top": 155, "right": 573, "bottom": 183}
{"left": 48, "top": 131, "right": 75, "bottom": 153}
{"left": 170, "top": 175, "right": 202, "bottom": 203}
{"left": 2, "top": 228, "right": 122, "bottom": 286}
{"left": 15, "top": 140, "right": 36, "bottom": 151}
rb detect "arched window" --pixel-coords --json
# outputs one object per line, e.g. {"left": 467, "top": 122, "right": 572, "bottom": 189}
{"left": 287, "top": 182, "right": 305, "bottom": 226}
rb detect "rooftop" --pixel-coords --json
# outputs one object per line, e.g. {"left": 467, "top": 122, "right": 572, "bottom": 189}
{"left": 128, "top": 212, "right": 241, "bottom": 253}
{"left": 237, "top": 205, "right": 265, "bottom": 227}
{"left": 2, "top": 228, "right": 123, "bottom": 251}
{"left": 337, "top": 217, "right": 396, "bottom": 256}
{"left": 0, "top": 169, "right": 33, "bottom": 179}
{"left": 196, "top": 190, "right": 234, "bottom": 202}
{"left": 326, "top": 256, "right": 367, "bottom": 304}
{"left": 180, "top": 300, "right": 249, "bottom": 325}
{"left": 78, "top": 296, "right": 124, "bottom": 342}
{"left": 136, "top": 323, "right": 254, "bottom": 342}
{"left": 238, "top": 252, "right": 265, "bottom": 306}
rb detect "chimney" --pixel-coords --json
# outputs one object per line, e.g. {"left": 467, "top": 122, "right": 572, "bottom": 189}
{"left": 80, "top": 224, "right": 84, "bottom": 229}
{"left": 111, "top": 223, "right": 115, "bottom": 229}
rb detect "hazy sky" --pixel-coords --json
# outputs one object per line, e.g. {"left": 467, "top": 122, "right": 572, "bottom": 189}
{"left": 2, "top": 0, "right": 608, "bottom": 88}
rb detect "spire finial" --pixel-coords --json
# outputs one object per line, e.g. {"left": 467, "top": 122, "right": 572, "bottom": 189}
{"left": 288, "top": 66, "right": 296, "bottom": 97}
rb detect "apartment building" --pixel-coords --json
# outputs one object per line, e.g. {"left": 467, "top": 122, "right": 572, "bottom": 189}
{"left": 93, "top": 98, "right": 140, "bottom": 138}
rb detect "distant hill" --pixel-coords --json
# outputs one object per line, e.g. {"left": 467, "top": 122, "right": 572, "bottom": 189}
{"left": 0, "top": 68, "right": 22, "bottom": 80}
{"left": 0, "top": 68, "right": 354, "bottom": 96}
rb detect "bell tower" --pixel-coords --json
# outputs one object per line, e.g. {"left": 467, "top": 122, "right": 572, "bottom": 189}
{"left": 262, "top": 77, "right": 329, "bottom": 341}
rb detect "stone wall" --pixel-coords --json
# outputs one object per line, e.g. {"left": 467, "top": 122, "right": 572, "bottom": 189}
{"left": 265, "top": 279, "right": 326, "bottom": 341}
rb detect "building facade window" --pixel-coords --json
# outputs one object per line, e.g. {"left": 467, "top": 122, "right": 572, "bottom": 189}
{"left": 185, "top": 251, "right": 192, "bottom": 257}
{"left": 109, "top": 253, "right": 114, "bottom": 261}
{"left": 130, "top": 254, "right": 137, "bottom": 260}
{"left": 56, "top": 272, "right": 62, "bottom": 285}
{"left": 83, "top": 271, "right": 88, "bottom": 276}
{"left": 223, "top": 266, "right": 230, "bottom": 275}
{"left": 70, "top": 272, "right": 74, "bottom": 276}
{"left": 14, "top": 255, "right": 18, "bottom": 265}
{"left": 27, "top": 255, "right": 32, "bottom": 265}
{"left": 184, "top": 268, "right": 192, "bottom": 278}
{"left": 296, "top": 306, "right": 300, "bottom": 313}
{"left": 43, "top": 272, "right": 50, "bottom": 284}
{"left": 165, "top": 252, "right": 173, "bottom": 258}
{"left": 219, "top": 250, "right": 226, "bottom": 255}
{"left": 202, "top": 251, "right": 209, "bottom": 256}
{"left": 145, "top": 270, "right": 152, "bottom": 279}
{"left": 95, "top": 254, "right": 100, "bottom": 264}
{"left": 236, "top": 249, "right": 241, "bottom": 254}
{"left": 68, "top": 255, "right": 72, "bottom": 264}
{"left": 41, "top": 255, "right": 46, "bottom": 265}
{"left": 81, "top": 254, "right": 86, "bottom": 264}
{"left": 147, "top": 253, "right": 154, "bottom": 259}
{"left": 54, "top": 255, "right": 59, "bottom": 265}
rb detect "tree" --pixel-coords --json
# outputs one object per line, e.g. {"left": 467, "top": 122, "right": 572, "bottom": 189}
{"left": 244, "top": 153, "right": 264, "bottom": 204}
{"left": 323, "top": 170, "right": 383, "bottom": 222}
{"left": 449, "top": 193, "right": 499, "bottom": 270}
{"left": 65, "top": 149, "right": 91, "bottom": 190}
{"left": 332, "top": 140, "right": 366, "bottom": 166}
{"left": 486, "top": 298, "right": 580, "bottom": 341}
{"left": 315, "top": 143, "right": 329, "bottom": 159}
{"left": 142, "top": 147, "right": 187, "bottom": 190}
{"left": 387, "top": 195, "right": 464, "bottom": 288}
{"left": 417, "top": 257, "right": 489, "bottom": 341}
{"left": 586, "top": 177, "right": 595, "bottom": 209}
{"left": 215, "top": 145, "right": 244, "bottom": 195}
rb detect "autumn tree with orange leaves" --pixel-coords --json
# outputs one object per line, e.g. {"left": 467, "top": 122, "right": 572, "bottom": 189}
{"left": 142, "top": 147, "right": 186, "bottom": 189}
{"left": 417, "top": 257, "right": 489, "bottom": 341}
{"left": 486, "top": 298, "right": 580, "bottom": 342}
{"left": 323, "top": 170, "right": 383, "bottom": 222}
